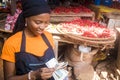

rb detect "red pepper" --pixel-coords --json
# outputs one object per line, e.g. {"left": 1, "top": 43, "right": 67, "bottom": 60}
{"left": 82, "top": 31, "right": 97, "bottom": 38}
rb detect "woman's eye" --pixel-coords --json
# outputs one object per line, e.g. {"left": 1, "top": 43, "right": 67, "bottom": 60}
{"left": 35, "top": 21, "right": 42, "bottom": 24}
{"left": 35, "top": 20, "right": 50, "bottom": 25}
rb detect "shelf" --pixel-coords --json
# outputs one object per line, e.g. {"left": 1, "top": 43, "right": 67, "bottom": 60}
{"left": 50, "top": 12, "right": 95, "bottom": 22}
{"left": 0, "top": 28, "right": 12, "bottom": 33}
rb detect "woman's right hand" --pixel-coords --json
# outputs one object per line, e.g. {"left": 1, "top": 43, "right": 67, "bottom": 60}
{"left": 32, "top": 67, "right": 55, "bottom": 80}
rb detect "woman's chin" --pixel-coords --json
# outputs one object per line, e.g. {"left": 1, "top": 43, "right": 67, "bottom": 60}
{"left": 37, "top": 31, "right": 43, "bottom": 34}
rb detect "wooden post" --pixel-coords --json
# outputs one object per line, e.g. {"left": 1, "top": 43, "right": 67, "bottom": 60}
{"left": 116, "top": 28, "right": 120, "bottom": 70}
{"left": 117, "top": 32, "right": 120, "bottom": 70}
{"left": 54, "top": 39, "right": 58, "bottom": 60}
{"left": 10, "top": 0, "right": 16, "bottom": 16}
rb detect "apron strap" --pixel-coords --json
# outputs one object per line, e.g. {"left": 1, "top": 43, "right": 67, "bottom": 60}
{"left": 20, "top": 30, "right": 26, "bottom": 52}
{"left": 41, "top": 33, "right": 52, "bottom": 48}
{"left": 20, "top": 32, "right": 52, "bottom": 52}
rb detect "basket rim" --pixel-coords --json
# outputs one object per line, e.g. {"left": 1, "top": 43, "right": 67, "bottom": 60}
{"left": 61, "top": 35, "right": 115, "bottom": 48}
{"left": 56, "top": 26, "right": 116, "bottom": 41}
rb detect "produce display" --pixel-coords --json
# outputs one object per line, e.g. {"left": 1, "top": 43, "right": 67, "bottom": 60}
{"left": 50, "top": 6, "right": 95, "bottom": 22}
{"left": 56, "top": 19, "right": 116, "bottom": 48}
{"left": 52, "top": 6, "right": 92, "bottom": 14}
{"left": 57, "top": 19, "right": 115, "bottom": 38}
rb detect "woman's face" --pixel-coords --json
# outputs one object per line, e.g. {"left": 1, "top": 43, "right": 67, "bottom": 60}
{"left": 25, "top": 13, "right": 50, "bottom": 36}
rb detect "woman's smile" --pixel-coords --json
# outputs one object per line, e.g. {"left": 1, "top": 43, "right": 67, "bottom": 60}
{"left": 36, "top": 28, "right": 44, "bottom": 34}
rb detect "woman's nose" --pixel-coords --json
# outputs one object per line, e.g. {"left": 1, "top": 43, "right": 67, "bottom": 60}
{"left": 39, "top": 23, "right": 47, "bottom": 29}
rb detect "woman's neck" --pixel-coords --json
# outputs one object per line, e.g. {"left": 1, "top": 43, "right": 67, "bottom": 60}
{"left": 24, "top": 28, "right": 40, "bottom": 37}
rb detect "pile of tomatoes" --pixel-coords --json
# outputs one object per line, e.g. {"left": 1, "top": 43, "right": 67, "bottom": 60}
{"left": 59, "top": 19, "right": 115, "bottom": 38}
{"left": 52, "top": 6, "right": 92, "bottom": 14}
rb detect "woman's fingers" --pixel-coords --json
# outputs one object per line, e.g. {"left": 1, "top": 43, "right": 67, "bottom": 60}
{"left": 41, "top": 72, "right": 53, "bottom": 79}
{"left": 38, "top": 67, "right": 55, "bottom": 79}
{"left": 41, "top": 67, "right": 55, "bottom": 73}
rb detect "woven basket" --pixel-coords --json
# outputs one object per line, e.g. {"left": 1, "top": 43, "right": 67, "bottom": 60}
{"left": 57, "top": 27, "right": 116, "bottom": 48}
{"left": 67, "top": 33, "right": 115, "bottom": 41}
{"left": 62, "top": 34, "right": 115, "bottom": 48}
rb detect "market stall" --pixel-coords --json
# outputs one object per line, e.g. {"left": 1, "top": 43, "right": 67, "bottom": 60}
{"left": 0, "top": 0, "right": 120, "bottom": 80}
